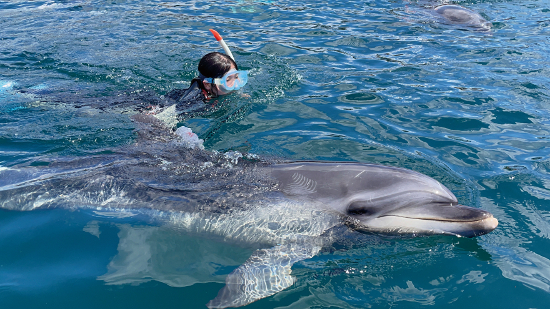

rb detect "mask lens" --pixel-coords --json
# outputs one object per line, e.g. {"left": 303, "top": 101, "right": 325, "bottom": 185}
{"left": 219, "top": 70, "right": 248, "bottom": 91}
{"left": 225, "top": 72, "right": 237, "bottom": 88}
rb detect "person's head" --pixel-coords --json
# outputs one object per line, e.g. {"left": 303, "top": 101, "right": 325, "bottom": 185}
{"left": 198, "top": 52, "right": 248, "bottom": 97}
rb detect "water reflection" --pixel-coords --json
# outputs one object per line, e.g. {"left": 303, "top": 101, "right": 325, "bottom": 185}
{"left": 88, "top": 219, "right": 502, "bottom": 308}
{"left": 489, "top": 244, "right": 550, "bottom": 293}
{"left": 479, "top": 172, "right": 550, "bottom": 294}
{"left": 95, "top": 224, "right": 254, "bottom": 287}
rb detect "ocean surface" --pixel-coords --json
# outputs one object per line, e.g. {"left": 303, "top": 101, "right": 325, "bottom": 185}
{"left": 1, "top": 0, "right": 550, "bottom": 308}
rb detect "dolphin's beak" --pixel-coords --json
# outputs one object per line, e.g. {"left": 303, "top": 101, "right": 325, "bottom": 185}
{"left": 357, "top": 204, "right": 498, "bottom": 238}
{"left": 385, "top": 203, "right": 492, "bottom": 222}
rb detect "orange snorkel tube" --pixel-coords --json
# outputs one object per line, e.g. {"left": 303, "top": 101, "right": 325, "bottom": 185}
{"left": 209, "top": 29, "right": 235, "bottom": 61}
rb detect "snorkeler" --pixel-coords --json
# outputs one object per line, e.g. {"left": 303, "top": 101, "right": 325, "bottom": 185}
{"left": 163, "top": 51, "right": 248, "bottom": 109}
{"left": 133, "top": 50, "right": 248, "bottom": 143}
{"left": 145, "top": 51, "right": 248, "bottom": 117}
{"left": 11, "top": 30, "right": 247, "bottom": 122}
{"left": 147, "top": 30, "right": 248, "bottom": 118}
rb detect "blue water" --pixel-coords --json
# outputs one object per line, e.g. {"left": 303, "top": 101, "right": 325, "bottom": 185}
{"left": 1, "top": 0, "right": 550, "bottom": 308}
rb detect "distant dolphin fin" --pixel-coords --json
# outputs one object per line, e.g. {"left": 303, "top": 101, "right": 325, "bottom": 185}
{"left": 283, "top": 172, "right": 318, "bottom": 195}
{"left": 206, "top": 243, "right": 321, "bottom": 308}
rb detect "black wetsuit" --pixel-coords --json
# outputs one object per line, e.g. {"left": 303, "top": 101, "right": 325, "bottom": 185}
{"left": 127, "top": 79, "right": 210, "bottom": 116}
{"left": 22, "top": 79, "right": 211, "bottom": 117}
{"left": 164, "top": 79, "right": 207, "bottom": 112}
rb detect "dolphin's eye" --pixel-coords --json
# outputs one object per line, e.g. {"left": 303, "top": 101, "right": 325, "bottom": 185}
{"left": 347, "top": 201, "right": 375, "bottom": 216}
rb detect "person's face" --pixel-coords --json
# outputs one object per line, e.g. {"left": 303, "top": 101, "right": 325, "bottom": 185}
{"left": 202, "top": 64, "right": 237, "bottom": 96}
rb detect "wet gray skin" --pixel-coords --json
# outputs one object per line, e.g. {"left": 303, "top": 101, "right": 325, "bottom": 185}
{"left": 0, "top": 115, "right": 498, "bottom": 308}
{"left": 432, "top": 4, "right": 492, "bottom": 31}
{"left": 271, "top": 162, "right": 498, "bottom": 238}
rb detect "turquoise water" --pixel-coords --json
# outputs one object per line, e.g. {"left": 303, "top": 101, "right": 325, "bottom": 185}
{"left": 1, "top": 0, "right": 550, "bottom": 308}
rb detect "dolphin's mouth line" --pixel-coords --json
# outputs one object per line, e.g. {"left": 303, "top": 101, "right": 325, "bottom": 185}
{"left": 378, "top": 214, "right": 494, "bottom": 223}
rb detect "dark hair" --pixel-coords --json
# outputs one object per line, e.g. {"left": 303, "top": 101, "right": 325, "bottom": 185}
{"left": 198, "top": 52, "right": 238, "bottom": 78}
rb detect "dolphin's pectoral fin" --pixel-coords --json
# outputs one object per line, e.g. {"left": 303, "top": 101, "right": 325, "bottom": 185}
{"left": 206, "top": 243, "right": 321, "bottom": 308}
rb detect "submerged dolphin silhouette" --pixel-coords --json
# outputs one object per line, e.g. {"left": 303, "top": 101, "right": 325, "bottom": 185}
{"left": 432, "top": 5, "right": 492, "bottom": 31}
{"left": 0, "top": 116, "right": 497, "bottom": 308}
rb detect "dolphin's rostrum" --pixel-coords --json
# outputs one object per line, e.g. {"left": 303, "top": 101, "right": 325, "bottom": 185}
{"left": 0, "top": 116, "right": 497, "bottom": 308}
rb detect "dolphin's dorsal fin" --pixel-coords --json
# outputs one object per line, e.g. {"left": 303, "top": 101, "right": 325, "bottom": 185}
{"left": 206, "top": 243, "right": 321, "bottom": 308}
{"left": 283, "top": 173, "right": 318, "bottom": 195}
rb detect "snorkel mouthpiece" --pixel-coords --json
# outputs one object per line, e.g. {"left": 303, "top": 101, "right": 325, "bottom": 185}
{"left": 209, "top": 29, "right": 235, "bottom": 61}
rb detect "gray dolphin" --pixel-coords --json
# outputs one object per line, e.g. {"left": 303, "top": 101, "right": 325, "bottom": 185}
{"left": 432, "top": 5, "right": 492, "bottom": 31}
{"left": 205, "top": 162, "right": 497, "bottom": 308}
{"left": 272, "top": 162, "right": 497, "bottom": 238}
{"left": 0, "top": 117, "right": 497, "bottom": 308}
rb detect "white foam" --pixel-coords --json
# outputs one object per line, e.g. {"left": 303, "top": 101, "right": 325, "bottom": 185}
{"left": 1, "top": 81, "right": 15, "bottom": 90}
{"left": 174, "top": 126, "right": 204, "bottom": 150}
{"left": 153, "top": 104, "right": 178, "bottom": 129}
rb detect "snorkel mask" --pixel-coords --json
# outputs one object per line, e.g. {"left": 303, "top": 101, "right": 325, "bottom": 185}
{"left": 203, "top": 70, "right": 248, "bottom": 92}
{"left": 207, "top": 29, "right": 248, "bottom": 92}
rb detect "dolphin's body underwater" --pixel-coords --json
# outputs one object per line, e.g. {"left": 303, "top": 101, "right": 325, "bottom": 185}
{"left": 0, "top": 116, "right": 497, "bottom": 308}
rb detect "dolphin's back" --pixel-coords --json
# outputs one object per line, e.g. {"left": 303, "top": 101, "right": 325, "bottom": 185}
{"left": 271, "top": 162, "right": 458, "bottom": 212}
{"left": 433, "top": 5, "right": 491, "bottom": 31}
